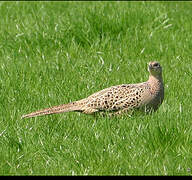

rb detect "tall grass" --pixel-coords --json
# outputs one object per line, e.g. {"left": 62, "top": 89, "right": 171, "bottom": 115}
{"left": 0, "top": 1, "right": 192, "bottom": 175}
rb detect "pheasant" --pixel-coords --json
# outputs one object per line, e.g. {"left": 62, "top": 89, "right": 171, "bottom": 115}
{"left": 21, "top": 61, "right": 164, "bottom": 118}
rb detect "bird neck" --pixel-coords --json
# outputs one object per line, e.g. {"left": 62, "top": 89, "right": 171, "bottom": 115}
{"left": 148, "top": 74, "right": 163, "bottom": 84}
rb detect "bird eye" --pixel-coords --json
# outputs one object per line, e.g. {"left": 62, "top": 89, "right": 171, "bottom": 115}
{"left": 153, "top": 63, "right": 159, "bottom": 67}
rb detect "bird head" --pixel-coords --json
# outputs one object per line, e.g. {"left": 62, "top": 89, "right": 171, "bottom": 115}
{"left": 148, "top": 61, "right": 162, "bottom": 78}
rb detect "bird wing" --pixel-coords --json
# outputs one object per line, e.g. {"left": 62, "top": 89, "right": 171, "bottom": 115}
{"left": 85, "top": 83, "right": 149, "bottom": 111}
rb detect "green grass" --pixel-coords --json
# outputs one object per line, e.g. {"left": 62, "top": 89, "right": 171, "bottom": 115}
{"left": 0, "top": 1, "right": 192, "bottom": 175}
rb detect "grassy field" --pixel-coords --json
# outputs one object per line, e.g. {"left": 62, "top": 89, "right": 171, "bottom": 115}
{"left": 0, "top": 1, "right": 192, "bottom": 175}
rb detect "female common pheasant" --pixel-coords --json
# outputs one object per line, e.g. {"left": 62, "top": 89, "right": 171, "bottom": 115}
{"left": 22, "top": 61, "right": 164, "bottom": 118}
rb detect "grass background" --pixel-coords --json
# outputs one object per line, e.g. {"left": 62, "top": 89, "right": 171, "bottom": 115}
{"left": 0, "top": 1, "right": 192, "bottom": 175}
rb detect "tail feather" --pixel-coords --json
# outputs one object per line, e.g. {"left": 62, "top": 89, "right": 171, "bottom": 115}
{"left": 21, "top": 102, "right": 81, "bottom": 119}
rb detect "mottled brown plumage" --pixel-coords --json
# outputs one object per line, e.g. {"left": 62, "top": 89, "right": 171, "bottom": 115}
{"left": 21, "top": 61, "right": 164, "bottom": 118}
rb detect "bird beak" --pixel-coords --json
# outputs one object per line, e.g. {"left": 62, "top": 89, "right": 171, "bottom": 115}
{"left": 148, "top": 63, "right": 152, "bottom": 69}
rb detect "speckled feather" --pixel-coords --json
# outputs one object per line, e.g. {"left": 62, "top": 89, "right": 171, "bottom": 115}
{"left": 22, "top": 61, "right": 164, "bottom": 118}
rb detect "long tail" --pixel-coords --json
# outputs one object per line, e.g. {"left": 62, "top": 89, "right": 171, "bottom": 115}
{"left": 21, "top": 101, "right": 81, "bottom": 119}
